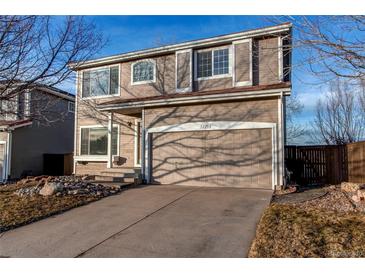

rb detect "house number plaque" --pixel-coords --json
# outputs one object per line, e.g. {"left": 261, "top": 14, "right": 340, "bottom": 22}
{"left": 200, "top": 123, "right": 212, "bottom": 129}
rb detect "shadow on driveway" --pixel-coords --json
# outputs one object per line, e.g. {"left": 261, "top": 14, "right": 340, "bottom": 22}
{"left": 0, "top": 185, "right": 272, "bottom": 258}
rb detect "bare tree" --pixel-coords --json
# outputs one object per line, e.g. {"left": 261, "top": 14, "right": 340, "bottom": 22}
{"left": 312, "top": 78, "right": 365, "bottom": 144}
{"left": 286, "top": 94, "right": 307, "bottom": 143}
{"left": 0, "top": 16, "right": 104, "bottom": 123}
{"left": 270, "top": 16, "right": 365, "bottom": 81}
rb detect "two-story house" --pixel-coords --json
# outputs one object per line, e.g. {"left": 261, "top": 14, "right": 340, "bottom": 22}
{"left": 0, "top": 83, "right": 75, "bottom": 181}
{"left": 70, "top": 23, "right": 292, "bottom": 190}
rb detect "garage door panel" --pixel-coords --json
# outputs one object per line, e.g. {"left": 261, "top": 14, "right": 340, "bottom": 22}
{"left": 152, "top": 128, "right": 272, "bottom": 189}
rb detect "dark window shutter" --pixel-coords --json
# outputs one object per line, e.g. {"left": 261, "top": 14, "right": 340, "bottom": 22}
{"left": 111, "top": 127, "right": 118, "bottom": 155}
{"left": 80, "top": 128, "right": 89, "bottom": 155}
{"left": 82, "top": 71, "right": 90, "bottom": 97}
{"left": 110, "top": 66, "right": 119, "bottom": 95}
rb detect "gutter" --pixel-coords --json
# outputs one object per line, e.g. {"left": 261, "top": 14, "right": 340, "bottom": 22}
{"left": 97, "top": 87, "right": 291, "bottom": 111}
{"left": 69, "top": 23, "right": 292, "bottom": 70}
{"left": 0, "top": 121, "right": 33, "bottom": 131}
{"left": 37, "top": 86, "right": 75, "bottom": 102}
{"left": 6, "top": 131, "right": 12, "bottom": 181}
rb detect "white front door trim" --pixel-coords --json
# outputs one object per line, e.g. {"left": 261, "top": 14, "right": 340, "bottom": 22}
{"left": 144, "top": 121, "right": 277, "bottom": 189}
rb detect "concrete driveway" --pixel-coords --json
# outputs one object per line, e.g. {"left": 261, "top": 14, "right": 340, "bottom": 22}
{"left": 0, "top": 185, "right": 272, "bottom": 258}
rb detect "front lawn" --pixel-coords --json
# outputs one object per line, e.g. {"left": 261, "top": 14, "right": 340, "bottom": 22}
{"left": 249, "top": 186, "right": 365, "bottom": 258}
{"left": 0, "top": 176, "right": 126, "bottom": 233}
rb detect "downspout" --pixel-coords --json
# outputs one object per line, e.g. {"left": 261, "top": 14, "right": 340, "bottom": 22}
{"left": 73, "top": 71, "right": 79, "bottom": 175}
{"left": 6, "top": 130, "right": 12, "bottom": 181}
{"left": 279, "top": 91, "right": 285, "bottom": 188}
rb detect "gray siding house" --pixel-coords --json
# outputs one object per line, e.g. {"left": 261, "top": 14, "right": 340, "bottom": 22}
{"left": 0, "top": 85, "right": 75, "bottom": 181}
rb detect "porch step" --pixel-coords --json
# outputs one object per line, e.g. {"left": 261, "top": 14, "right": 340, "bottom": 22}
{"left": 91, "top": 181, "right": 135, "bottom": 189}
{"left": 100, "top": 171, "right": 139, "bottom": 178}
{"left": 94, "top": 175, "right": 137, "bottom": 183}
{"left": 100, "top": 168, "right": 141, "bottom": 177}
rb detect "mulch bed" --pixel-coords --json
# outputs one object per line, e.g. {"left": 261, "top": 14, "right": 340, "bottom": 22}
{"left": 249, "top": 185, "right": 365, "bottom": 258}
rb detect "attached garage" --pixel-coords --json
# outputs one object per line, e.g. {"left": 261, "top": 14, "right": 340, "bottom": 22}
{"left": 145, "top": 121, "right": 277, "bottom": 189}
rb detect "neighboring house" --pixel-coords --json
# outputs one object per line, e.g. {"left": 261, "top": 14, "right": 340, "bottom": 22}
{"left": 69, "top": 23, "right": 292, "bottom": 190}
{"left": 0, "top": 84, "right": 75, "bottom": 181}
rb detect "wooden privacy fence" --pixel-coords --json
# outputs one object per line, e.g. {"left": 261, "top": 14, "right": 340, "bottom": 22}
{"left": 285, "top": 145, "right": 348, "bottom": 185}
{"left": 347, "top": 141, "right": 365, "bottom": 184}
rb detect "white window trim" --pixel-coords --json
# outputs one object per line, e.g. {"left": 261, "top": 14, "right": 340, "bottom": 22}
{"left": 175, "top": 49, "right": 193, "bottom": 93}
{"left": 131, "top": 59, "right": 156, "bottom": 86}
{"left": 278, "top": 36, "right": 284, "bottom": 82}
{"left": 134, "top": 119, "right": 142, "bottom": 167}
{"left": 80, "top": 64, "right": 121, "bottom": 100}
{"left": 68, "top": 101, "right": 75, "bottom": 113}
{"left": 144, "top": 121, "right": 278, "bottom": 190}
{"left": 78, "top": 124, "right": 120, "bottom": 158}
{"left": 232, "top": 38, "right": 253, "bottom": 87}
{"left": 194, "top": 45, "right": 233, "bottom": 81}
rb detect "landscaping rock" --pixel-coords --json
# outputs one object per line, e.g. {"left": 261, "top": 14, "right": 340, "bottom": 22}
{"left": 81, "top": 175, "right": 94, "bottom": 181}
{"left": 14, "top": 186, "right": 42, "bottom": 197}
{"left": 39, "top": 182, "right": 64, "bottom": 196}
{"left": 357, "top": 189, "right": 365, "bottom": 201}
{"left": 352, "top": 194, "right": 360, "bottom": 203}
{"left": 341, "top": 182, "right": 365, "bottom": 193}
{"left": 12, "top": 175, "right": 124, "bottom": 198}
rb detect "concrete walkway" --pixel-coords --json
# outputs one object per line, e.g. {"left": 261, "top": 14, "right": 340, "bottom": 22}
{"left": 0, "top": 185, "right": 272, "bottom": 258}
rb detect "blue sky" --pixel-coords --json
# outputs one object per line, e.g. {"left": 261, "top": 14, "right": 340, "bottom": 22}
{"left": 79, "top": 16, "right": 327, "bottom": 143}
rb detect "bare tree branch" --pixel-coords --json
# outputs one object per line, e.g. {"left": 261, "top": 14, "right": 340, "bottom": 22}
{"left": 312, "top": 78, "right": 365, "bottom": 144}
{"left": 0, "top": 15, "right": 105, "bottom": 124}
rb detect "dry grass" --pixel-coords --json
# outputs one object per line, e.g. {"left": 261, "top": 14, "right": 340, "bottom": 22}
{"left": 0, "top": 183, "right": 100, "bottom": 233}
{"left": 249, "top": 204, "right": 365, "bottom": 257}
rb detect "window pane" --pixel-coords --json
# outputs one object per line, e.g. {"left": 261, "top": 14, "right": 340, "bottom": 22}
{"left": 110, "top": 66, "right": 119, "bottom": 95}
{"left": 133, "top": 61, "right": 154, "bottom": 82}
{"left": 112, "top": 127, "right": 118, "bottom": 155}
{"left": 213, "top": 48, "right": 229, "bottom": 75}
{"left": 82, "top": 71, "right": 90, "bottom": 97}
{"left": 80, "top": 127, "right": 118, "bottom": 156}
{"left": 89, "top": 128, "right": 108, "bottom": 155}
{"left": 90, "top": 68, "right": 110, "bottom": 97}
{"left": 80, "top": 128, "right": 89, "bottom": 155}
{"left": 197, "top": 51, "right": 212, "bottom": 78}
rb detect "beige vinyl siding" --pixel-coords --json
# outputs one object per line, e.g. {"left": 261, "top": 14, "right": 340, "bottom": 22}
{"left": 255, "top": 37, "right": 280, "bottom": 85}
{"left": 120, "top": 54, "right": 176, "bottom": 99}
{"left": 144, "top": 98, "right": 279, "bottom": 128}
{"left": 176, "top": 51, "right": 191, "bottom": 90}
{"left": 234, "top": 41, "right": 251, "bottom": 84}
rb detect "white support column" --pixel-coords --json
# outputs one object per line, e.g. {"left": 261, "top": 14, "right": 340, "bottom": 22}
{"left": 107, "top": 112, "right": 113, "bottom": 168}
{"left": 141, "top": 109, "right": 145, "bottom": 181}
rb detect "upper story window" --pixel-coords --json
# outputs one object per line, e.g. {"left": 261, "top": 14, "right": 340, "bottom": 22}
{"left": 82, "top": 65, "right": 119, "bottom": 98}
{"left": 132, "top": 60, "right": 156, "bottom": 84}
{"left": 196, "top": 46, "right": 231, "bottom": 79}
{"left": 68, "top": 101, "right": 75, "bottom": 113}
